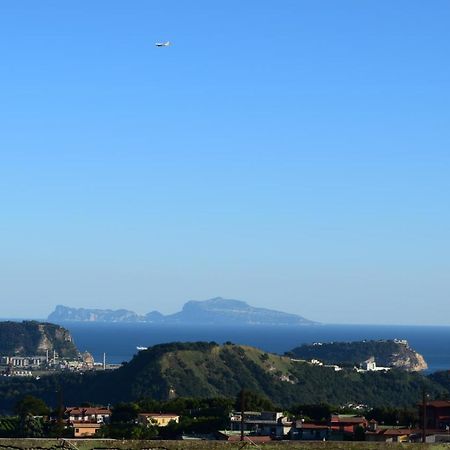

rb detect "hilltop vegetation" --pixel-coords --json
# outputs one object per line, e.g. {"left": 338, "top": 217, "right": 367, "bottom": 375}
{"left": 429, "top": 370, "right": 450, "bottom": 391}
{"left": 0, "top": 342, "right": 446, "bottom": 413}
{"left": 0, "top": 321, "right": 79, "bottom": 358}
{"left": 288, "top": 340, "right": 427, "bottom": 371}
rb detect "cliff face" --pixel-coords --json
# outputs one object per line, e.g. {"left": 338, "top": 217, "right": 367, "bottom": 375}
{"left": 0, "top": 321, "right": 79, "bottom": 358}
{"left": 389, "top": 348, "right": 428, "bottom": 371}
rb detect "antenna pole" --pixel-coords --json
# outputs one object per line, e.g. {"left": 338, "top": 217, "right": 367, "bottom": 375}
{"left": 240, "top": 390, "right": 245, "bottom": 442}
{"left": 422, "top": 387, "right": 427, "bottom": 443}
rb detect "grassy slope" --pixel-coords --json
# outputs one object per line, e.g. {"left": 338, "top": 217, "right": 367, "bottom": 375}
{"left": 131, "top": 343, "right": 445, "bottom": 407}
{"left": 0, "top": 342, "right": 448, "bottom": 412}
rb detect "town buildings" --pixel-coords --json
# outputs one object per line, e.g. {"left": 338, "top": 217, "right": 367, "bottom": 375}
{"left": 0, "top": 351, "right": 120, "bottom": 377}
{"left": 229, "top": 411, "right": 291, "bottom": 438}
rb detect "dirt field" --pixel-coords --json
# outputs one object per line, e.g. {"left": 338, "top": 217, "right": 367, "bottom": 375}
{"left": 0, "top": 439, "right": 450, "bottom": 450}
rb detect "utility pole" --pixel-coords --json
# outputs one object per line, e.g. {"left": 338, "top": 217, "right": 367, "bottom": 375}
{"left": 103, "top": 352, "right": 106, "bottom": 370}
{"left": 422, "top": 387, "right": 427, "bottom": 443}
{"left": 240, "top": 389, "right": 245, "bottom": 442}
{"left": 56, "top": 388, "right": 64, "bottom": 439}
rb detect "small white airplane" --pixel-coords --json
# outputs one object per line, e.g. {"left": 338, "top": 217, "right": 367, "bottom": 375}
{"left": 155, "top": 41, "right": 171, "bottom": 47}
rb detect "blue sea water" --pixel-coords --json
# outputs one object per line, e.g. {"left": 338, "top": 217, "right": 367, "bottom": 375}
{"left": 64, "top": 323, "right": 450, "bottom": 373}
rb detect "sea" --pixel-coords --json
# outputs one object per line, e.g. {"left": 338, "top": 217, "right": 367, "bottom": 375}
{"left": 61, "top": 323, "right": 450, "bottom": 374}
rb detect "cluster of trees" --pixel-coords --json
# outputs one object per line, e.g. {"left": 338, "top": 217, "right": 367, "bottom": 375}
{"left": 98, "top": 398, "right": 228, "bottom": 439}
{"left": 0, "top": 392, "right": 268, "bottom": 439}
{"left": 99, "top": 391, "right": 278, "bottom": 439}
{"left": 289, "top": 403, "right": 418, "bottom": 427}
{"left": 0, "top": 395, "right": 54, "bottom": 438}
{"left": 0, "top": 390, "right": 425, "bottom": 440}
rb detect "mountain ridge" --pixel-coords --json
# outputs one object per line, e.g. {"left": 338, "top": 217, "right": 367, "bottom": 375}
{"left": 0, "top": 341, "right": 443, "bottom": 412}
{"left": 48, "top": 297, "right": 317, "bottom": 326}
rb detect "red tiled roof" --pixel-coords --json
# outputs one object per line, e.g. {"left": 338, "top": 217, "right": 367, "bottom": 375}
{"left": 425, "top": 401, "right": 450, "bottom": 408}
{"left": 66, "top": 407, "right": 111, "bottom": 415}
{"left": 331, "top": 417, "right": 367, "bottom": 424}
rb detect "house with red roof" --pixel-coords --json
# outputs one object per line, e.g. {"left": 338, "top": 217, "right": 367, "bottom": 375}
{"left": 421, "top": 400, "right": 450, "bottom": 430}
{"left": 330, "top": 414, "right": 368, "bottom": 433}
{"left": 290, "top": 421, "right": 330, "bottom": 440}
{"left": 65, "top": 406, "right": 111, "bottom": 424}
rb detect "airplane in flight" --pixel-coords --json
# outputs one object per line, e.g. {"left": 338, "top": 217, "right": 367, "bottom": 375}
{"left": 155, "top": 41, "right": 171, "bottom": 47}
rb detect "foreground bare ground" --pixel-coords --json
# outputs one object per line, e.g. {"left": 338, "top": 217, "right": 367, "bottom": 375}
{"left": 0, "top": 440, "right": 450, "bottom": 450}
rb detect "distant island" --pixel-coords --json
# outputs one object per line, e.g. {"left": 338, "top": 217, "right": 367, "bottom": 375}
{"left": 48, "top": 297, "right": 317, "bottom": 326}
{"left": 288, "top": 339, "right": 428, "bottom": 372}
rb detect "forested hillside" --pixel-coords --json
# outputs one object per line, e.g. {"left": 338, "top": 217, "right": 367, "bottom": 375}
{"left": 0, "top": 342, "right": 446, "bottom": 413}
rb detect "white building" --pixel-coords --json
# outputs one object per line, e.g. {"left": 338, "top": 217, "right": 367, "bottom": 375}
{"left": 360, "top": 357, "right": 391, "bottom": 372}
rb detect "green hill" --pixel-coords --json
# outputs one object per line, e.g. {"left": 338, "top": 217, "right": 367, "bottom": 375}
{"left": 0, "top": 321, "right": 79, "bottom": 358}
{"left": 0, "top": 342, "right": 446, "bottom": 413}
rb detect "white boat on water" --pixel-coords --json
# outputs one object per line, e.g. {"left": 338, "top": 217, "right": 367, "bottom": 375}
{"left": 136, "top": 346, "right": 148, "bottom": 351}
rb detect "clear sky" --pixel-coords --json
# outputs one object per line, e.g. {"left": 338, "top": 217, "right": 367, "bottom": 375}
{"left": 1, "top": 1, "right": 449, "bottom": 324}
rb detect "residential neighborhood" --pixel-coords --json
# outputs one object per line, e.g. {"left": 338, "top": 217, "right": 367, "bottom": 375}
{"left": 3, "top": 396, "right": 450, "bottom": 444}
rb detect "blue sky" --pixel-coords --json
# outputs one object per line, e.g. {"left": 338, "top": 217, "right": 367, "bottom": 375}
{"left": 1, "top": 1, "right": 449, "bottom": 324}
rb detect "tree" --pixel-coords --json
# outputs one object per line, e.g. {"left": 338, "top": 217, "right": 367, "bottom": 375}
{"left": 235, "top": 390, "right": 276, "bottom": 412}
{"left": 289, "top": 403, "right": 333, "bottom": 422}
{"left": 19, "top": 415, "right": 44, "bottom": 438}
{"left": 13, "top": 396, "right": 49, "bottom": 438}
{"left": 131, "top": 424, "right": 159, "bottom": 439}
{"left": 354, "top": 425, "right": 366, "bottom": 441}
{"left": 110, "top": 402, "right": 139, "bottom": 423}
{"left": 14, "top": 395, "right": 50, "bottom": 417}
